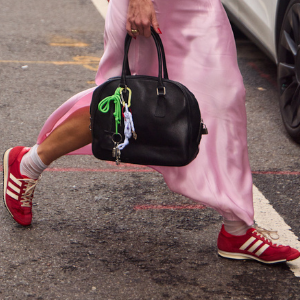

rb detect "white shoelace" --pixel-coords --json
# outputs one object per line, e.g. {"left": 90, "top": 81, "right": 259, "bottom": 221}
{"left": 20, "top": 178, "right": 39, "bottom": 207}
{"left": 254, "top": 225, "right": 280, "bottom": 246}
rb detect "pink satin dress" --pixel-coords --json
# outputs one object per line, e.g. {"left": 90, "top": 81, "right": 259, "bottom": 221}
{"left": 37, "top": 0, "right": 254, "bottom": 225}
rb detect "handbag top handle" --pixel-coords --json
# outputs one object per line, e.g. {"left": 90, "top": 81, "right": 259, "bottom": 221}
{"left": 120, "top": 28, "right": 169, "bottom": 95}
{"left": 123, "top": 28, "right": 169, "bottom": 80}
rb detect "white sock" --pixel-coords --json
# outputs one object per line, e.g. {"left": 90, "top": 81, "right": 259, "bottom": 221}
{"left": 223, "top": 219, "right": 251, "bottom": 236}
{"left": 20, "top": 144, "right": 48, "bottom": 179}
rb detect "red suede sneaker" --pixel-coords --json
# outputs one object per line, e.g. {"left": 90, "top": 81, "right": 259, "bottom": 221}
{"left": 217, "top": 225, "right": 300, "bottom": 264}
{"left": 3, "top": 147, "right": 38, "bottom": 226}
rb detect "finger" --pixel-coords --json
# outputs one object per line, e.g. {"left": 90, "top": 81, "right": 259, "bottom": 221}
{"left": 131, "top": 28, "right": 139, "bottom": 35}
{"left": 151, "top": 12, "right": 161, "bottom": 34}
{"left": 137, "top": 19, "right": 150, "bottom": 37}
{"left": 126, "top": 21, "right": 133, "bottom": 36}
{"left": 143, "top": 24, "right": 151, "bottom": 38}
{"left": 126, "top": 21, "right": 139, "bottom": 37}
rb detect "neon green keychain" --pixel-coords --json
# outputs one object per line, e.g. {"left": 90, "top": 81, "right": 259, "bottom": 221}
{"left": 98, "top": 87, "right": 122, "bottom": 134}
{"left": 98, "top": 87, "right": 133, "bottom": 134}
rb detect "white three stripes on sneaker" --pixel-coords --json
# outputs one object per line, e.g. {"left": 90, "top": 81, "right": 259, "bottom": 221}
{"left": 6, "top": 173, "right": 22, "bottom": 201}
{"left": 239, "top": 236, "right": 269, "bottom": 256}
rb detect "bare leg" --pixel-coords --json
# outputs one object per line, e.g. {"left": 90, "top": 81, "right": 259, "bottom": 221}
{"left": 37, "top": 107, "right": 92, "bottom": 165}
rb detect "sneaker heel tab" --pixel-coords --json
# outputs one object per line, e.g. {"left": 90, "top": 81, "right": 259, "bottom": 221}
{"left": 6, "top": 147, "right": 30, "bottom": 172}
{"left": 7, "top": 147, "right": 22, "bottom": 166}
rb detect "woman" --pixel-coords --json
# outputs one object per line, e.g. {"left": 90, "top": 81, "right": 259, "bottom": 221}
{"left": 3, "top": 0, "right": 300, "bottom": 263}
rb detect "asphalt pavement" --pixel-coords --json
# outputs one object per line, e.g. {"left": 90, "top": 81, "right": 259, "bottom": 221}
{"left": 0, "top": 0, "right": 300, "bottom": 299}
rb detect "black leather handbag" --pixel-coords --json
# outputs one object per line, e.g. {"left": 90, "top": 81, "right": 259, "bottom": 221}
{"left": 90, "top": 28, "right": 207, "bottom": 166}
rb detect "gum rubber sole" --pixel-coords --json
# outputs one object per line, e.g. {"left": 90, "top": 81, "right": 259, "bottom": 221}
{"left": 2, "top": 148, "right": 14, "bottom": 219}
{"left": 218, "top": 249, "right": 287, "bottom": 264}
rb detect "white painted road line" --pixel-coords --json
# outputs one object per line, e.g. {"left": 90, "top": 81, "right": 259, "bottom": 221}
{"left": 91, "top": 0, "right": 300, "bottom": 277}
{"left": 91, "top": 0, "right": 108, "bottom": 19}
{"left": 253, "top": 185, "right": 300, "bottom": 277}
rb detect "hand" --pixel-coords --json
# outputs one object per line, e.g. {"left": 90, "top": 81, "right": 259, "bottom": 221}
{"left": 126, "top": 0, "right": 160, "bottom": 38}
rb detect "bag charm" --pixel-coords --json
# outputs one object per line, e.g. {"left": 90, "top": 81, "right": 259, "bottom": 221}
{"left": 98, "top": 87, "right": 122, "bottom": 164}
{"left": 98, "top": 87, "right": 122, "bottom": 134}
{"left": 118, "top": 103, "right": 137, "bottom": 150}
{"left": 97, "top": 87, "right": 137, "bottom": 164}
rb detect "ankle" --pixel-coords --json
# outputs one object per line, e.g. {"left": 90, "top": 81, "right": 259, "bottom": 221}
{"left": 223, "top": 219, "right": 252, "bottom": 236}
{"left": 20, "top": 145, "right": 48, "bottom": 179}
